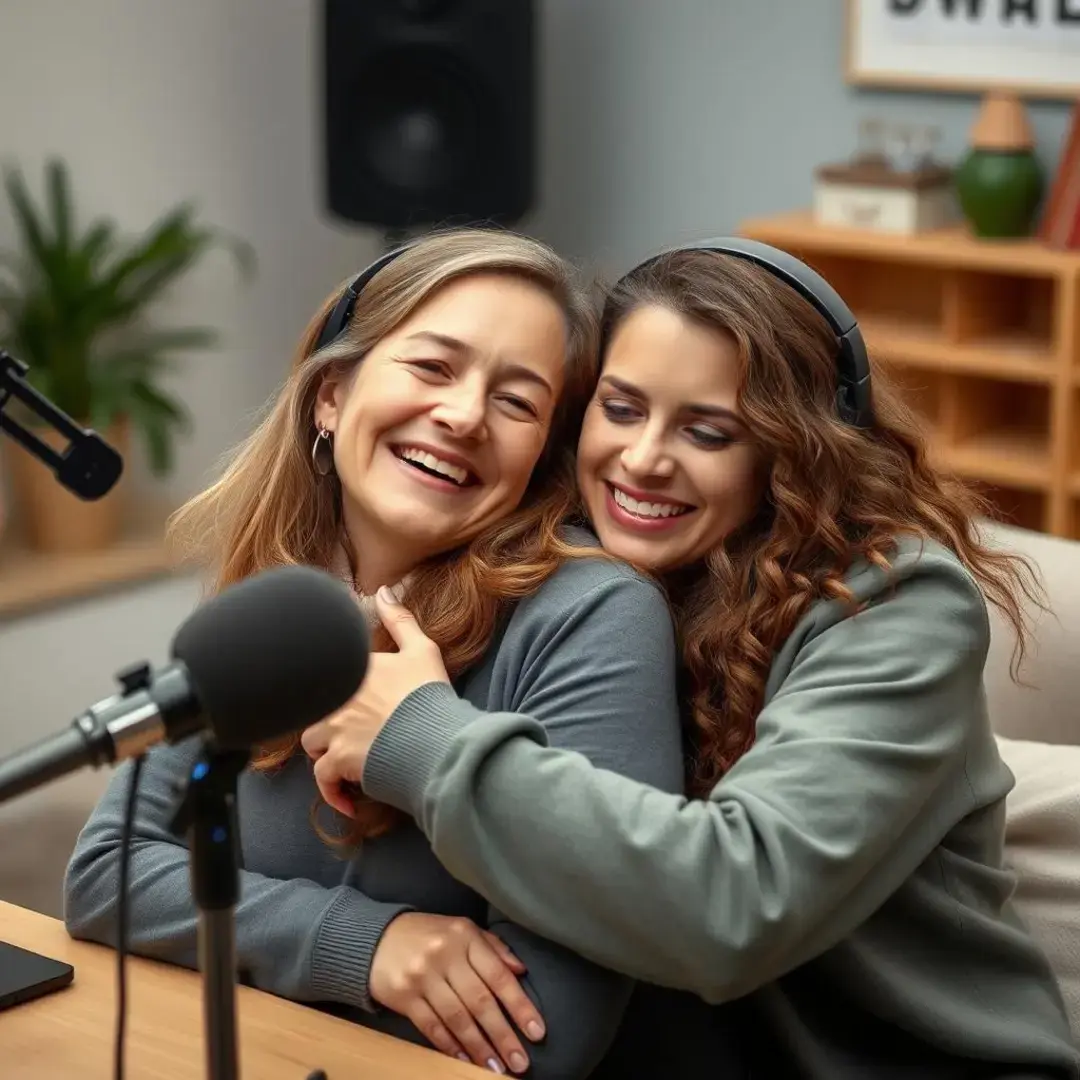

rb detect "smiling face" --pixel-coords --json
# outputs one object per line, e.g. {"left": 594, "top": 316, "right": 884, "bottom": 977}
{"left": 314, "top": 272, "right": 568, "bottom": 590}
{"left": 577, "top": 303, "right": 763, "bottom": 573}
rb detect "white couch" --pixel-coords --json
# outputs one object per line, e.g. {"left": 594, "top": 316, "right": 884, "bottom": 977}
{"left": 983, "top": 521, "right": 1080, "bottom": 1039}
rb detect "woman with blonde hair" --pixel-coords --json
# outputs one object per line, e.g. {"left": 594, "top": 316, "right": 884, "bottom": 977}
{"left": 64, "top": 228, "right": 684, "bottom": 1078}
{"left": 303, "top": 239, "right": 1080, "bottom": 1078}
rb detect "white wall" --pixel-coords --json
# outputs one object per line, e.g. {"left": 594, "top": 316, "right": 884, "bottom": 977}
{"left": 0, "top": 576, "right": 203, "bottom": 809}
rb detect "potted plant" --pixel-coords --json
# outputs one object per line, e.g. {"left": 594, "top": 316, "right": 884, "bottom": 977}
{"left": 0, "top": 158, "right": 254, "bottom": 554}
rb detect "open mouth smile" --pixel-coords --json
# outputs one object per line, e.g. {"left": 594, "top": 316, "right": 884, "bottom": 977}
{"left": 604, "top": 482, "right": 696, "bottom": 532}
{"left": 392, "top": 444, "right": 479, "bottom": 489}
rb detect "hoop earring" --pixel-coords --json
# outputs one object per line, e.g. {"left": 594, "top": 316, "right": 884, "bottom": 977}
{"left": 311, "top": 423, "right": 334, "bottom": 477}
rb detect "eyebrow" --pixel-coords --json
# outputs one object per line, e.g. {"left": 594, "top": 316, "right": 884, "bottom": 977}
{"left": 405, "top": 331, "right": 470, "bottom": 352}
{"left": 601, "top": 375, "right": 742, "bottom": 424}
{"left": 405, "top": 331, "right": 556, "bottom": 396}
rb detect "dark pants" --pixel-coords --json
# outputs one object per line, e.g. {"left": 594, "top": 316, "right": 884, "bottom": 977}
{"left": 589, "top": 983, "right": 1071, "bottom": 1079}
{"left": 589, "top": 983, "right": 750, "bottom": 1079}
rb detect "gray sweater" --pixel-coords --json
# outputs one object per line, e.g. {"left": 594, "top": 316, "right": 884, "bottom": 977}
{"left": 363, "top": 537, "right": 1080, "bottom": 1079}
{"left": 63, "top": 543, "right": 685, "bottom": 1079}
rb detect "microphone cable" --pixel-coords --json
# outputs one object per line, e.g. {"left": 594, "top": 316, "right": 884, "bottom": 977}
{"left": 114, "top": 755, "right": 145, "bottom": 1080}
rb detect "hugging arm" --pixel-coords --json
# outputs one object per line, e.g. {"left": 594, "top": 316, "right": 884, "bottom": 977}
{"left": 366, "top": 554, "right": 990, "bottom": 1004}
{"left": 64, "top": 738, "right": 412, "bottom": 1012}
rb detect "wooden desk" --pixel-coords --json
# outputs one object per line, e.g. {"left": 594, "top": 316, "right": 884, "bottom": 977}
{"left": 0, "top": 901, "right": 482, "bottom": 1079}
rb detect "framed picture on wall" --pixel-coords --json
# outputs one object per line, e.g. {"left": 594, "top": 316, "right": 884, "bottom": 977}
{"left": 845, "top": 0, "right": 1080, "bottom": 99}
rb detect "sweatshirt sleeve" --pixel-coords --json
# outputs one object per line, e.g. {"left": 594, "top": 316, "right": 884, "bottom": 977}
{"left": 63, "top": 737, "right": 412, "bottom": 1012}
{"left": 363, "top": 550, "right": 990, "bottom": 1003}
{"left": 366, "top": 568, "right": 685, "bottom": 1078}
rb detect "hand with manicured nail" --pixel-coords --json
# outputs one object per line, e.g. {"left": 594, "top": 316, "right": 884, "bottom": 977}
{"left": 370, "top": 912, "right": 545, "bottom": 1074}
{"left": 300, "top": 587, "right": 452, "bottom": 816}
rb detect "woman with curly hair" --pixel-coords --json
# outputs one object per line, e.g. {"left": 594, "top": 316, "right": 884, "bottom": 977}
{"left": 303, "top": 240, "right": 1080, "bottom": 1077}
{"left": 63, "top": 228, "right": 685, "bottom": 1079}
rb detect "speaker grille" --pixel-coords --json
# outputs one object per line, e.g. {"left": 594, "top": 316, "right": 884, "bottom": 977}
{"left": 352, "top": 50, "right": 485, "bottom": 197}
{"left": 323, "top": 0, "right": 535, "bottom": 229}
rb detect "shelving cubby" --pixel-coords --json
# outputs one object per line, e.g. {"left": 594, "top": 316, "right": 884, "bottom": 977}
{"left": 1070, "top": 387, "right": 1080, "bottom": 496}
{"left": 738, "top": 211, "right": 1080, "bottom": 540}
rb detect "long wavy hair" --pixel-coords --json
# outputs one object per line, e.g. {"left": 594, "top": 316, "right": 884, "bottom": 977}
{"left": 601, "top": 250, "right": 1044, "bottom": 797}
{"left": 169, "top": 227, "right": 601, "bottom": 841}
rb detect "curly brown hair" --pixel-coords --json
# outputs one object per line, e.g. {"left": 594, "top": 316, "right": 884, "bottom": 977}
{"left": 168, "top": 228, "right": 602, "bottom": 843}
{"left": 601, "top": 249, "right": 1044, "bottom": 797}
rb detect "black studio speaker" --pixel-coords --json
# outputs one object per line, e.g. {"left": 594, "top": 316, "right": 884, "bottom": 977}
{"left": 322, "top": 0, "right": 537, "bottom": 231}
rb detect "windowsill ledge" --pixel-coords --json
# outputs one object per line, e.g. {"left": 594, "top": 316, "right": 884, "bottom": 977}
{"left": 0, "top": 504, "right": 181, "bottom": 620}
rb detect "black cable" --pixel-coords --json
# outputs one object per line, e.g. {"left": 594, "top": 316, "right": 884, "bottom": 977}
{"left": 114, "top": 755, "right": 145, "bottom": 1080}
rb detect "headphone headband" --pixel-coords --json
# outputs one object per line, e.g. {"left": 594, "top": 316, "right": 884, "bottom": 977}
{"left": 613, "top": 237, "right": 873, "bottom": 429}
{"left": 314, "top": 244, "right": 413, "bottom": 353}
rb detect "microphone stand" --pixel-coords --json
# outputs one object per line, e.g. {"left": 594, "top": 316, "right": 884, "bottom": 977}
{"left": 169, "top": 742, "right": 330, "bottom": 1080}
{"left": 169, "top": 741, "right": 250, "bottom": 1080}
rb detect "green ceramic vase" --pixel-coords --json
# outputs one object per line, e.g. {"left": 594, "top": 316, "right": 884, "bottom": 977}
{"left": 955, "top": 149, "right": 1043, "bottom": 239}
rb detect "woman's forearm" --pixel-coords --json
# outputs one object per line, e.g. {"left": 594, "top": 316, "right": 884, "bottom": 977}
{"left": 66, "top": 746, "right": 412, "bottom": 1011}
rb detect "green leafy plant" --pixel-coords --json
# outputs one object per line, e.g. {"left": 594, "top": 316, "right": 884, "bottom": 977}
{"left": 0, "top": 158, "right": 255, "bottom": 475}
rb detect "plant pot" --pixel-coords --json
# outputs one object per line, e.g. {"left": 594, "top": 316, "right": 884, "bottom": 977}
{"left": 3, "top": 419, "right": 129, "bottom": 554}
{"left": 955, "top": 148, "right": 1044, "bottom": 238}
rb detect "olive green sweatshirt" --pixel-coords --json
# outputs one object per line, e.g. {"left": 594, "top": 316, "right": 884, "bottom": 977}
{"left": 364, "top": 536, "right": 1080, "bottom": 1078}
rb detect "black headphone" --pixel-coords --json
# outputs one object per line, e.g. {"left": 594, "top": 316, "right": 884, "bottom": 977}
{"left": 611, "top": 236, "right": 874, "bottom": 429}
{"left": 314, "top": 244, "right": 412, "bottom": 353}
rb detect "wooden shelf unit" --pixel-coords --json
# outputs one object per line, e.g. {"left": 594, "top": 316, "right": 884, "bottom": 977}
{"left": 738, "top": 211, "right": 1080, "bottom": 539}
{"left": 0, "top": 503, "right": 179, "bottom": 620}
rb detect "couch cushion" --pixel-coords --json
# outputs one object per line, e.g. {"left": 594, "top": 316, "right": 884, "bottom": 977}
{"left": 997, "top": 733, "right": 1080, "bottom": 1038}
{"left": 981, "top": 522, "right": 1080, "bottom": 746}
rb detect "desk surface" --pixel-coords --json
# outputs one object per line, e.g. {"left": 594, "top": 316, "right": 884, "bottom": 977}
{"left": 0, "top": 900, "right": 481, "bottom": 1079}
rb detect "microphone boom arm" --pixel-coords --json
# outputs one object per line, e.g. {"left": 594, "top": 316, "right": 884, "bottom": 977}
{"left": 0, "top": 349, "right": 123, "bottom": 500}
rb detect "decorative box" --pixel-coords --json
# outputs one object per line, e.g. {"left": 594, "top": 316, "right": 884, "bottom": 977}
{"left": 813, "top": 160, "right": 957, "bottom": 235}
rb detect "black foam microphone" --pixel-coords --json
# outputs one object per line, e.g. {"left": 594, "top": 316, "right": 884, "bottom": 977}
{"left": 0, "top": 565, "right": 370, "bottom": 807}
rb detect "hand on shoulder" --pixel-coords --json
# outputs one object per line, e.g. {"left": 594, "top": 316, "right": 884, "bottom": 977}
{"left": 301, "top": 587, "right": 452, "bottom": 815}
